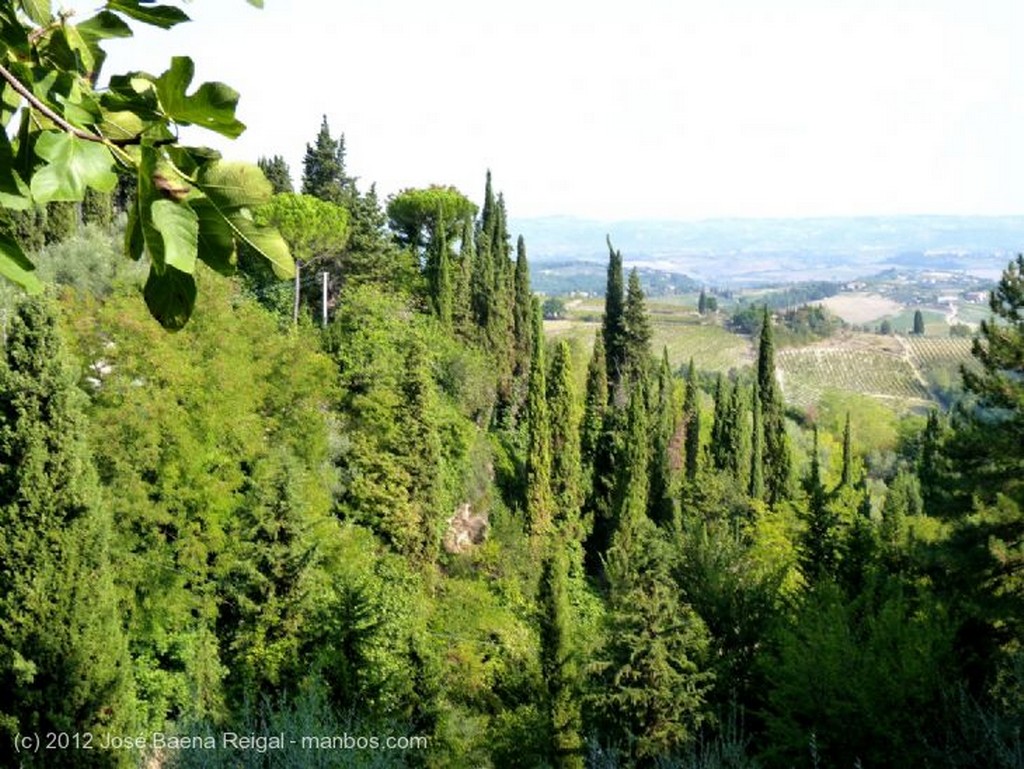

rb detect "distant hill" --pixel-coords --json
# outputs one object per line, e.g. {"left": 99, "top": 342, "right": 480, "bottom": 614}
{"left": 511, "top": 215, "right": 1024, "bottom": 286}
{"left": 530, "top": 261, "right": 699, "bottom": 297}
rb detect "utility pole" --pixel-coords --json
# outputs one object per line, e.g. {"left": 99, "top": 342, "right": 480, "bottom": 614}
{"left": 322, "top": 271, "right": 328, "bottom": 326}
{"left": 293, "top": 258, "right": 302, "bottom": 325}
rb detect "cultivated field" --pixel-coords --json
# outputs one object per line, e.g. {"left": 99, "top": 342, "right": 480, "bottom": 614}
{"left": 546, "top": 297, "right": 977, "bottom": 411}
{"left": 775, "top": 332, "right": 976, "bottom": 409}
{"left": 821, "top": 293, "right": 903, "bottom": 324}
{"left": 546, "top": 300, "right": 752, "bottom": 374}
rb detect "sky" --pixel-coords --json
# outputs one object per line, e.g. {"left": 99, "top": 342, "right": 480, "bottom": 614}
{"left": 65, "top": 0, "right": 1023, "bottom": 221}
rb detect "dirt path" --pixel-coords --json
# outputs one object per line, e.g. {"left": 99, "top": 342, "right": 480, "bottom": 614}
{"left": 894, "top": 335, "right": 929, "bottom": 390}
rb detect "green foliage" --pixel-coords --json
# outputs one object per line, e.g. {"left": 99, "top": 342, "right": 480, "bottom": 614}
{"left": 0, "top": 296, "right": 134, "bottom": 767}
{"left": 33, "top": 224, "right": 144, "bottom": 296}
{"left": 615, "top": 383, "right": 651, "bottom": 536}
{"left": 623, "top": 268, "right": 653, "bottom": 387}
{"left": 540, "top": 549, "right": 585, "bottom": 768}
{"left": 602, "top": 236, "right": 627, "bottom": 395}
{"left": 525, "top": 299, "right": 554, "bottom": 539}
{"left": 81, "top": 188, "right": 114, "bottom": 227}
{"left": 683, "top": 359, "right": 701, "bottom": 483}
{"left": 674, "top": 482, "right": 787, "bottom": 712}
{"left": 167, "top": 682, "right": 414, "bottom": 769}
{"left": 913, "top": 308, "right": 926, "bottom": 335}
{"left": 757, "top": 308, "right": 792, "bottom": 506}
{"left": 581, "top": 330, "right": 608, "bottom": 472}
{"left": 648, "top": 348, "right": 677, "bottom": 526}
{"left": 548, "top": 340, "right": 584, "bottom": 536}
{"left": 255, "top": 192, "right": 348, "bottom": 264}
{"left": 386, "top": 185, "right": 477, "bottom": 253}
{"left": 0, "top": 6, "right": 295, "bottom": 325}
{"left": 257, "top": 154, "right": 293, "bottom": 194}
{"left": 41, "top": 201, "right": 77, "bottom": 245}
{"left": 799, "top": 426, "right": 843, "bottom": 583}
{"left": 590, "top": 520, "right": 712, "bottom": 762}
{"left": 67, "top": 274, "right": 338, "bottom": 727}
{"left": 762, "top": 581, "right": 957, "bottom": 767}
{"left": 302, "top": 115, "right": 357, "bottom": 206}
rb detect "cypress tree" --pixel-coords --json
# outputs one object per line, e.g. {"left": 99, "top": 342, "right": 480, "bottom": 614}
{"left": 470, "top": 193, "right": 494, "bottom": 334}
{"left": 602, "top": 236, "right": 627, "bottom": 397}
{"left": 580, "top": 330, "right": 608, "bottom": 470}
{"left": 489, "top": 195, "right": 516, "bottom": 422}
{"left": 427, "top": 208, "right": 453, "bottom": 326}
{"left": 724, "top": 377, "right": 745, "bottom": 479}
{"left": 623, "top": 268, "right": 653, "bottom": 387}
{"left": 584, "top": 405, "right": 623, "bottom": 577}
{"left": 918, "top": 410, "right": 945, "bottom": 514}
{"left": 698, "top": 287, "right": 708, "bottom": 315}
{"left": 615, "top": 383, "right": 650, "bottom": 534}
{"left": 840, "top": 412, "right": 853, "bottom": 488}
{"left": 513, "top": 235, "right": 534, "bottom": 388}
{"left": 525, "top": 299, "right": 554, "bottom": 538}
{"left": 548, "top": 341, "right": 583, "bottom": 534}
{"left": 452, "top": 215, "right": 476, "bottom": 337}
{"left": 683, "top": 358, "right": 701, "bottom": 482}
{"left": 648, "top": 347, "right": 675, "bottom": 526}
{"left": 757, "top": 307, "right": 791, "bottom": 506}
{"left": 539, "top": 549, "right": 584, "bottom": 768}
{"left": 0, "top": 298, "right": 133, "bottom": 766}
{"left": 257, "top": 155, "right": 294, "bottom": 194}
{"left": 800, "top": 425, "right": 840, "bottom": 582}
{"left": 42, "top": 201, "right": 77, "bottom": 244}
{"left": 395, "top": 338, "right": 442, "bottom": 557}
{"left": 749, "top": 382, "right": 765, "bottom": 500}
{"left": 710, "top": 372, "right": 727, "bottom": 470}
{"left": 301, "top": 115, "right": 356, "bottom": 205}
{"left": 81, "top": 188, "right": 113, "bottom": 228}
{"left": 912, "top": 309, "right": 926, "bottom": 335}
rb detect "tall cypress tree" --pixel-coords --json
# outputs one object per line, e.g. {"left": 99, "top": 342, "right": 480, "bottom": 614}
{"left": 602, "top": 236, "right": 627, "bottom": 398}
{"left": 749, "top": 382, "right": 765, "bottom": 501}
{"left": 800, "top": 425, "right": 840, "bottom": 582}
{"left": 525, "top": 299, "right": 554, "bottom": 538}
{"left": 548, "top": 341, "right": 583, "bottom": 534}
{"left": 648, "top": 347, "right": 676, "bottom": 526}
{"left": 470, "top": 177, "right": 494, "bottom": 334}
{"left": 724, "top": 377, "right": 745, "bottom": 479}
{"left": 615, "top": 383, "right": 650, "bottom": 535}
{"left": 683, "top": 359, "right": 701, "bottom": 482}
{"left": 539, "top": 548, "right": 584, "bottom": 768}
{"left": 710, "top": 373, "right": 727, "bottom": 470}
{"left": 395, "top": 338, "right": 442, "bottom": 558}
{"left": 581, "top": 331, "right": 608, "bottom": 471}
{"left": 301, "top": 115, "right": 356, "bottom": 205}
{"left": 513, "top": 235, "right": 534, "bottom": 388}
{"left": 623, "top": 268, "right": 653, "bottom": 388}
{"left": 0, "top": 298, "right": 133, "bottom": 766}
{"left": 427, "top": 208, "right": 453, "bottom": 326}
{"left": 840, "top": 412, "right": 853, "bottom": 488}
{"left": 757, "top": 307, "right": 791, "bottom": 505}
{"left": 453, "top": 215, "right": 476, "bottom": 337}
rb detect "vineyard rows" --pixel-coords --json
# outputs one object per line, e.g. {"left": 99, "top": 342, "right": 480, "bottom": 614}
{"left": 777, "top": 344, "right": 929, "bottom": 407}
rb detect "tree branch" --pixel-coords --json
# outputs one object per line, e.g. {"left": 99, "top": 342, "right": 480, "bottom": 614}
{"left": 0, "top": 61, "right": 176, "bottom": 149}
{"left": 0, "top": 61, "right": 106, "bottom": 143}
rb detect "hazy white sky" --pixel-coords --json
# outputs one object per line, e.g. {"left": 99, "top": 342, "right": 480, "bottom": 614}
{"left": 70, "top": 0, "right": 1022, "bottom": 220}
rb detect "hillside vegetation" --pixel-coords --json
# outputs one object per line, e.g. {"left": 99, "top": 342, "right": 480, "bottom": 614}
{"left": 0, "top": 6, "right": 1021, "bottom": 769}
